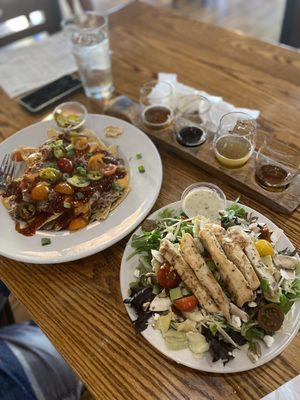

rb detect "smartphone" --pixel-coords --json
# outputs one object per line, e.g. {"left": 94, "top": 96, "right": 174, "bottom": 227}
{"left": 18, "top": 75, "right": 82, "bottom": 113}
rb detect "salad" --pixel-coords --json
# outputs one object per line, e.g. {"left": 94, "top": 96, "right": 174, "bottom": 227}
{"left": 125, "top": 202, "right": 300, "bottom": 365}
{"left": 1, "top": 127, "right": 129, "bottom": 236}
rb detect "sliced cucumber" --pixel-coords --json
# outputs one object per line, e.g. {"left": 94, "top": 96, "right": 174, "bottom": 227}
{"left": 67, "top": 175, "right": 90, "bottom": 188}
{"left": 169, "top": 287, "right": 182, "bottom": 302}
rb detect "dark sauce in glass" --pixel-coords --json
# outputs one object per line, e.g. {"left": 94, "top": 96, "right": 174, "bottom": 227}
{"left": 176, "top": 126, "right": 205, "bottom": 147}
{"left": 256, "top": 164, "right": 288, "bottom": 190}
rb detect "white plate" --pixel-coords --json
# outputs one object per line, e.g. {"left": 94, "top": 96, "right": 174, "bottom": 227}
{"left": 0, "top": 115, "right": 162, "bottom": 264}
{"left": 120, "top": 201, "right": 300, "bottom": 373}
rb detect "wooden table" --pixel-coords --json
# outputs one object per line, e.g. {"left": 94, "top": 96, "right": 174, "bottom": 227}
{"left": 0, "top": 2, "right": 300, "bottom": 399}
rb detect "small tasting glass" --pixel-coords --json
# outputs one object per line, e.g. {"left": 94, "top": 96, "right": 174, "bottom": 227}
{"left": 140, "top": 80, "right": 175, "bottom": 130}
{"left": 213, "top": 112, "right": 257, "bottom": 168}
{"left": 255, "top": 135, "right": 300, "bottom": 191}
{"left": 175, "top": 95, "right": 211, "bottom": 147}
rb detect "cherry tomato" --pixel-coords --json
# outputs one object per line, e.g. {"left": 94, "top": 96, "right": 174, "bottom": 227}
{"left": 157, "top": 262, "right": 181, "bottom": 289}
{"left": 174, "top": 295, "right": 198, "bottom": 312}
{"left": 69, "top": 217, "right": 88, "bottom": 231}
{"left": 12, "top": 150, "right": 23, "bottom": 162}
{"left": 54, "top": 182, "right": 74, "bottom": 195}
{"left": 73, "top": 137, "right": 89, "bottom": 151}
{"left": 257, "top": 304, "right": 284, "bottom": 332}
{"left": 31, "top": 182, "right": 50, "bottom": 201}
{"left": 204, "top": 255, "right": 212, "bottom": 263}
{"left": 103, "top": 164, "right": 117, "bottom": 176}
{"left": 57, "top": 158, "right": 74, "bottom": 173}
{"left": 88, "top": 153, "right": 105, "bottom": 171}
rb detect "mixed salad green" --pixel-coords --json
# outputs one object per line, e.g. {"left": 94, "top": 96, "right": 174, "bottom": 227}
{"left": 125, "top": 202, "right": 300, "bottom": 365}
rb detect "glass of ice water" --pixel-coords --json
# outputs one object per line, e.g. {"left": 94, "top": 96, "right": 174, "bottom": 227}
{"left": 63, "top": 12, "right": 113, "bottom": 99}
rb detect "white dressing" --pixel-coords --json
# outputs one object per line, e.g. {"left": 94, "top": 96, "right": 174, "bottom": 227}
{"left": 182, "top": 188, "right": 222, "bottom": 220}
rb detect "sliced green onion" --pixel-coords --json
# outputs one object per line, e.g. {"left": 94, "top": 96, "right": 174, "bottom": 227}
{"left": 65, "top": 144, "right": 73, "bottom": 151}
{"left": 41, "top": 237, "right": 51, "bottom": 246}
{"left": 75, "top": 165, "right": 87, "bottom": 176}
{"left": 66, "top": 149, "right": 75, "bottom": 158}
{"left": 112, "top": 182, "right": 121, "bottom": 191}
{"left": 138, "top": 165, "right": 145, "bottom": 173}
{"left": 64, "top": 201, "right": 71, "bottom": 208}
{"left": 76, "top": 192, "right": 84, "bottom": 200}
{"left": 136, "top": 153, "right": 142, "bottom": 160}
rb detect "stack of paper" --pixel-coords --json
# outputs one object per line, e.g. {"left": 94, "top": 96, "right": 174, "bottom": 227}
{"left": 0, "top": 32, "right": 77, "bottom": 98}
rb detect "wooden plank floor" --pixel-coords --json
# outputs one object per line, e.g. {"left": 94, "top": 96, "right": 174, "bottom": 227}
{"left": 144, "top": 0, "right": 286, "bottom": 42}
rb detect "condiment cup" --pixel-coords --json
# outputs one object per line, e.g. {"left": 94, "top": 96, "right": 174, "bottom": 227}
{"left": 181, "top": 182, "right": 227, "bottom": 218}
{"left": 54, "top": 101, "right": 87, "bottom": 131}
{"left": 140, "top": 80, "right": 175, "bottom": 130}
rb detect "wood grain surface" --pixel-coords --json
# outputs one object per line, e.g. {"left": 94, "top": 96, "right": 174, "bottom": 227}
{"left": 0, "top": 2, "right": 300, "bottom": 399}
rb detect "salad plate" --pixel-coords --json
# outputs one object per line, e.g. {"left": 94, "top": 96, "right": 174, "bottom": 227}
{"left": 0, "top": 115, "right": 162, "bottom": 264}
{"left": 120, "top": 201, "right": 300, "bottom": 373}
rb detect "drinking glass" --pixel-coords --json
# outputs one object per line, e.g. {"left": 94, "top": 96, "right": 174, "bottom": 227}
{"left": 255, "top": 134, "right": 300, "bottom": 191}
{"left": 213, "top": 112, "right": 257, "bottom": 168}
{"left": 140, "top": 80, "right": 175, "bottom": 130}
{"left": 62, "top": 12, "right": 113, "bottom": 99}
{"left": 175, "top": 95, "right": 211, "bottom": 147}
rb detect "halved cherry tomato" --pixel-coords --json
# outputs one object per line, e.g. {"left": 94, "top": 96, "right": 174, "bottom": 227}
{"left": 103, "top": 164, "right": 117, "bottom": 176}
{"left": 31, "top": 182, "right": 50, "bottom": 201}
{"left": 57, "top": 158, "right": 74, "bottom": 173}
{"left": 157, "top": 262, "right": 181, "bottom": 289}
{"left": 257, "top": 304, "right": 284, "bottom": 332}
{"left": 73, "top": 137, "right": 89, "bottom": 151}
{"left": 12, "top": 150, "right": 23, "bottom": 162}
{"left": 88, "top": 153, "right": 105, "bottom": 171}
{"left": 68, "top": 217, "right": 88, "bottom": 231}
{"left": 174, "top": 295, "right": 198, "bottom": 312}
{"left": 54, "top": 183, "right": 74, "bottom": 195}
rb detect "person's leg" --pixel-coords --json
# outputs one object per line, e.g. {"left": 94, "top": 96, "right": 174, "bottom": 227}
{"left": 0, "top": 322, "right": 83, "bottom": 400}
{"left": 0, "top": 281, "right": 10, "bottom": 297}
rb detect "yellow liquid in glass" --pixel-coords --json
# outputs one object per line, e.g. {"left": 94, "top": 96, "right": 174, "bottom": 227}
{"left": 214, "top": 135, "right": 253, "bottom": 168}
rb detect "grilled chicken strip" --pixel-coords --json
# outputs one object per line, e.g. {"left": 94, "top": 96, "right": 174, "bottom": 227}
{"left": 160, "top": 240, "right": 218, "bottom": 313}
{"left": 199, "top": 228, "right": 253, "bottom": 307}
{"left": 227, "top": 226, "right": 277, "bottom": 286}
{"left": 180, "top": 233, "right": 230, "bottom": 320}
{"left": 207, "top": 224, "right": 260, "bottom": 291}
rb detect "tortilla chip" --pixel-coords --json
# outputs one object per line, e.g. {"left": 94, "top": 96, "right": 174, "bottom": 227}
{"left": 20, "top": 147, "right": 39, "bottom": 162}
{"left": 92, "top": 205, "right": 111, "bottom": 221}
{"left": 104, "top": 125, "right": 124, "bottom": 138}
{"left": 39, "top": 213, "right": 63, "bottom": 229}
{"left": 108, "top": 145, "right": 119, "bottom": 158}
{"left": 47, "top": 128, "right": 61, "bottom": 139}
{"left": 110, "top": 186, "right": 130, "bottom": 212}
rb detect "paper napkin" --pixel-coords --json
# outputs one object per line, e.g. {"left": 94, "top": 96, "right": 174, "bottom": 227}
{"left": 158, "top": 72, "right": 260, "bottom": 131}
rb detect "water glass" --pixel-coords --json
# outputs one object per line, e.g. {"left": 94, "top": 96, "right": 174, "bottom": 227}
{"left": 140, "top": 80, "right": 175, "bottom": 130}
{"left": 213, "top": 112, "right": 257, "bottom": 168}
{"left": 255, "top": 134, "right": 300, "bottom": 191}
{"left": 63, "top": 12, "right": 113, "bottom": 99}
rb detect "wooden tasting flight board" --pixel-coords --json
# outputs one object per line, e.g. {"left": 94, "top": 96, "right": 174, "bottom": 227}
{"left": 106, "top": 95, "right": 300, "bottom": 215}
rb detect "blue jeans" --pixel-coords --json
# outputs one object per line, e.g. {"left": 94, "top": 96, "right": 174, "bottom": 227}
{"left": 0, "top": 320, "right": 82, "bottom": 400}
{"left": 0, "top": 281, "right": 10, "bottom": 297}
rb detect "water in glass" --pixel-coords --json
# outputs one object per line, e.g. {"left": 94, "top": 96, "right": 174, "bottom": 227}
{"left": 65, "top": 13, "right": 113, "bottom": 99}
